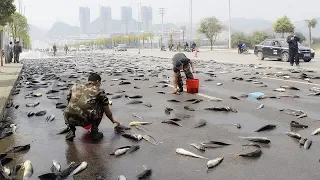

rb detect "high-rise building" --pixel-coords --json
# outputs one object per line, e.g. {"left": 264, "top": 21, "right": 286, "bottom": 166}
{"left": 121, "top": 6, "right": 132, "bottom": 35}
{"left": 99, "top": 6, "right": 112, "bottom": 34}
{"left": 79, "top": 7, "right": 90, "bottom": 34}
{"left": 141, "top": 6, "right": 153, "bottom": 31}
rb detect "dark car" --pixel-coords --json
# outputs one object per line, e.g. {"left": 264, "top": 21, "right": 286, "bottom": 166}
{"left": 254, "top": 39, "right": 315, "bottom": 62}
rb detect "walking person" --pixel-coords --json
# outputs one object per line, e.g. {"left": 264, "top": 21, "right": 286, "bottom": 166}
{"left": 172, "top": 53, "right": 195, "bottom": 94}
{"left": 4, "top": 42, "right": 13, "bottom": 63}
{"left": 64, "top": 44, "right": 69, "bottom": 55}
{"left": 13, "top": 41, "right": 22, "bottom": 63}
{"left": 64, "top": 73, "right": 121, "bottom": 141}
{"left": 53, "top": 44, "right": 57, "bottom": 56}
{"left": 287, "top": 31, "right": 300, "bottom": 66}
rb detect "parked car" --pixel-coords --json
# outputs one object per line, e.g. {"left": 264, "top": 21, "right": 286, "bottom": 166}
{"left": 254, "top": 39, "right": 315, "bottom": 62}
{"left": 115, "top": 44, "right": 127, "bottom": 51}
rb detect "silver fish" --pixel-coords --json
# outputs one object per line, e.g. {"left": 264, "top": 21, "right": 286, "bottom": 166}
{"left": 209, "top": 97, "right": 223, "bottom": 102}
{"left": 46, "top": 115, "right": 55, "bottom": 122}
{"left": 193, "top": 119, "right": 207, "bottom": 128}
{"left": 111, "top": 147, "right": 131, "bottom": 156}
{"left": 299, "top": 138, "right": 307, "bottom": 146}
{"left": 51, "top": 160, "right": 61, "bottom": 173}
{"left": 132, "top": 113, "right": 142, "bottom": 119}
{"left": 175, "top": 148, "right": 208, "bottom": 159}
{"left": 23, "top": 160, "right": 33, "bottom": 180}
{"left": 239, "top": 136, "right": 271, "bottom": 144}
{"left": 68, "top": 161, "right": 87, "bottom": 177}
{"left": 142, "top": 135, "right": 158, "bottom": 145}
{"left": 190, "top": 143, "right": 205, "bottom": 152}
{"left": 304, "top": 140, "right": 312, "bottom": 149}
{"left": 26, "top": 102, "right": 40, "bottom": 107}
{"left": 122, "top": 133, "right": 143, "bottom": 141}
{"left": 242, "top": 143, "right": 261, "bottom": 148}
{"left": 256, "top": 104, "right": 264, "bottom": 109}
{"left": 311, "top": 128, "right": 320, "bottom": 135}
{"left": 207, "top": 157, "right": 224, "bottom": 169}
{"left": 118, "top": 175, "right": 127, "bottom": 180}
{"left": 285, "top": 132, "right": 301, "bottom": 139}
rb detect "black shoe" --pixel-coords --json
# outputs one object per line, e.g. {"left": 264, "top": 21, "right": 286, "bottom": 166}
{"left": 90, "top": 131, "right": 103, "bottom": 141}
{"left": 179, "top": 87, "right": 184, "bottom": 92}
{"left": 290, "top": 64, "right": 293, "bottom": 66}
{"left": 65, "top": 127, "right": 76, "bottom": 141}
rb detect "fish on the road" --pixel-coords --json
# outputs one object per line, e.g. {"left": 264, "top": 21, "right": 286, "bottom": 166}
{"left": 137, "top": 168, "right": 152, "bottom": 180}
{"left": 207, "top": 157, "right": 224, "bottom": 169}
{"left": 142, "top": 134, "right": 158, "bottom": 145}
{"left": 304, "top": 140, "right": 312, "bottom": 149}
{"left": 47, "top": 96, "right": 60, "bottom": 99}
{"left": 26, "top": 102, "right": 40, "bottom": 107}
{"left": 169, "top": 118, "right": 182, "bottom": 122}
{"left": 280, "top": 86, "right": 300, "bottom": 90}
{"left": 122, "top": 133, "right": 143, "bottom": 141}
{"left": 192, "top": 99, "right": 203, "bottom": 104}
{"left": 193, "top": 119, "right": 207, "bottom": 128}
{"left": 201, "top": 141, "right": 231, "bottom": 148}
{"left": 143, "top": 102, "right": 152, "bottom": 108}
{"left": 132, "top": 113, "right": 142, "bottom": 119}
{"left": 110, "top": 146, "right": 131, "bottom": 156}
{"left": 204, "top": 107, "right": 237, "bottom": 113}
{"left": 125, "top": 95, "right": 143, "bottom": 99}
{"left": 176, "top": 148, "right": 208, "bottom": 159}
{"left": 209, "top": 97, "right": 223, "bottom": 102}
{"left": 190, "top": 143, "right": 205, "bottom": 152}
{"left": 46, "top": 115, "right": 55, "bottom": 122}
{"left": 126, "top": 100, "right": 143, "bottom": 105}
{"left": 118, "top": 175, "right": 127, "bottom": 180}
{"left": 290, "top": 121, "right": 308, "bottom": 128}
{"left": 68, "top": 161, "right": 88, "bottom": 177}
{"left": 299, "top": 138, "right": 307, "bottom": 146}
{"left": 129, "top": 121, "right": 152, "bottom": 126}
{"left": 285, "top": 132, "right": 301, "bottom": 139}
{"left": 46, "top": 90, "right": 60, "bottom": 94}
{"left": 50, "top": 160, "right": 61, "bottom": 173}
{"left": 167, "top": 99, "right": 180, "bottom": 103}
{"left": 184, "top": 106, "right": 195, "bottom": 111}
{"left": 35, "top": 110, "right": 47, "bottom": 116}
{"left": 273, "top": 88, "right": 286, "bottom": 92}
{"left": 256, "top": 104, "right": 264, "bottom": 109}
{"left": 254, "top": 124, "right": 277, "bottom": 132}
{"left": 239, "top": 136, "right": 271, "bottom": 144}
{"left": 234, "top": 124, "right": 241, "bottom": 129}
{"left": 111, "top": 94, "right": 123, "bottom": 99}
{"left": 242, "top": 143, "right": 261, "bottom": 148}
{"left": 230, "top": 96, "right": 240, "bottom": 100}
{"left": 165, "top": 107, "right": 173, "bottom": 115}
{"left": 27, "top": 112, "right": 35, "bottom": 117}
{"left": 23, "top": 160, "right": 33, "bottom": 180}
{"left": 162, "top": 120, "right": 182, "bottom": 127}
{"left": 6, "top": 144, "right": 30, "bottom": 153}
{"left": 311, "top": 128, "right": 320, "bottom": 135}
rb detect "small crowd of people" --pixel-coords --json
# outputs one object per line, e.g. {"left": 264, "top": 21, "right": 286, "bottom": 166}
{"left": 52, "top": 44, "right": 69, "bottom": 56}
{"left": 168, "top": 42, "right": 197, "bottom": 52}
{"left": 4, "top": 41, "right": 22, "bottom": 64}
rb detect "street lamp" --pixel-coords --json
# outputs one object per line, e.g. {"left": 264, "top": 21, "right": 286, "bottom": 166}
{"left": 228, "top": 0, "right": 232, "bottom": 49}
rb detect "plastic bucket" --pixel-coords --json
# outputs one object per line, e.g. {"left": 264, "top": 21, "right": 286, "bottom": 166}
{"left": 83, "top": 124, "right": 92, "bottom": 131}
{"left": 186, "top": 79, "right": 199, "bottom": 94}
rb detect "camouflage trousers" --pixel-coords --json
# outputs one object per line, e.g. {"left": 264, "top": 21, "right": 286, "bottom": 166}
{"left": 177, "top": 65, "right": 194, "bottom": 91}
{"left": 64, "top": 111, "right": 102, "bottom": 128}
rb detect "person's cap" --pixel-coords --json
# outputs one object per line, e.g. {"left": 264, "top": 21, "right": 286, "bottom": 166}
{"left": 175, "top": 60, "right": 183, "bottom": 67}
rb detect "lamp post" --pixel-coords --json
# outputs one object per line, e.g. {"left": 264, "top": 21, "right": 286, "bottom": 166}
{"left": 228, "top": 0, "right": 232, "bottom": 49}
{"left": 131, "top": 1, "right": 142, "bottom": 54}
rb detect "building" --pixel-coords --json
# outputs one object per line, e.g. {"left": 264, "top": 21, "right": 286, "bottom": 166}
{"left": 79, "top": 7, "right": 90, "bottom": 34}
{"left": 141, "top": 6, "right": 153, "bottom": 31}
{"left": 121, "top": 6, "right": 132, "bottom": 35}
{"left": 99, "top": 6, "right": 112, "bottom": 34}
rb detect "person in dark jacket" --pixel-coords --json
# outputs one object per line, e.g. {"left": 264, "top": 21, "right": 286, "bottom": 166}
{"left": 287, "top": 31, "right": 300, "bottom": 66}
{"left": 172, "top": 53, "right": 195, "bottom": 94}
{"left": 13, "top": 41, "right": 22, "bottom": 63}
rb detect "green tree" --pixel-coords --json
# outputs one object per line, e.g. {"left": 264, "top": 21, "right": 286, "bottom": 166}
{"left": 273, "top": 16, "right": 295, "bottom": 38}
{"left": 148, "top": 32, "right": 155, "bottom": 49}
{"left": 305, "top": 19, "right": 318, "bottom": 47}
{"left": 0, "top": 0, "right": 16, "bottom": 26}
{"left": 140, "top": 33, "right": 148, "bottom": 46}
{"left": 294, "top": 32, "right": 306, "bottom": 43}
{"left": 169, "top": 31, "right": 174, "bottom": 44}
{"left": 251, "top": 31, "right": 270, "bottom": 45}
{"left": 8, "top": 13, "right": 29, "bottom": 42}
{"left": 231, "top": 32, "right": 251, "bottom": 48}
{"left": 180, "top": 26, "right": 186, "bottom": 42}
{"left": 198, "top": 17, "right": 223, "bottom": 50}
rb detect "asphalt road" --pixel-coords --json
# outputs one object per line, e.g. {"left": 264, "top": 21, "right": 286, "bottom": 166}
{"left": 1, "top": 51, "right": 320, "bottom": 180}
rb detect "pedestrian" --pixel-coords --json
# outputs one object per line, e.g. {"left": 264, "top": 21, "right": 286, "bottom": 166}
{"left": 8, "top": 42, "right": 13, "bottom": 63}
{"left": 53, "top": 44, "right": 57, "bottom": 56}
{"left": 177, "top": 42, "right": 181, "bottom": 52}
{"left": 64, "top": 73, "right": 121, "bottom": 141}
{"left": 13, "top": 41, "right": 22, "bottom": 63}
{"left": 64, "top": 44, "right": 69, "bottom": 55}
{"left": 287, "top": 31, "right": 300, "bottom": 66}
{"left": 237, "top": 41, "right": 242, "bottom": 54}
{"left": 172, "top": 53, "right": 195, "bottom": 94}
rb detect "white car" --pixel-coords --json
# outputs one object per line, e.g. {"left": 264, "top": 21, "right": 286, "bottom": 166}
{"left": 115, "top": 44, "right": 127, "bottom": 51}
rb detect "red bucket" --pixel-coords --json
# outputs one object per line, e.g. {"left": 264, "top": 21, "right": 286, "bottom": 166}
{"left": 186, "top": 79, "right": 199, "bottom": 93}
{"left": 83, "top": 124, "right": 92, "bottom": 130}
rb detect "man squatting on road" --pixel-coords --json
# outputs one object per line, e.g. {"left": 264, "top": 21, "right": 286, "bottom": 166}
{"left": 64, "top": 73, "right": 121, "bottom": 141}
{"left": 172, "top": 53, "right": 195, "bottom": 94}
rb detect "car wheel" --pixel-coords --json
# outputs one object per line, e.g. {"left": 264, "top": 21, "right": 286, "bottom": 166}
{"left": 281, "top": 52, "right": 289, "bottom": 62}
{"left": 257, "top": 51, "right": 264, "bottom": 60}
{"left": 304, "top": 58, "right": 311, "bottom": 62}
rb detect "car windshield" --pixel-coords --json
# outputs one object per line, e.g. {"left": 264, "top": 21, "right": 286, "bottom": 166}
{"left": 279, "top": 40, "right": 302, "bottom": 47}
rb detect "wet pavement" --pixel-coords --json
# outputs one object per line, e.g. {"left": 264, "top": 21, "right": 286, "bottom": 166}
{"left": 1, "top": 51, "right": 320, "bottom": 180}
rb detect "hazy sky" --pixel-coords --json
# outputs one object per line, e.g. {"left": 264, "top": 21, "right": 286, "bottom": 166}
{"left": 18, "top": 0, "right": 319, "bottom": 29}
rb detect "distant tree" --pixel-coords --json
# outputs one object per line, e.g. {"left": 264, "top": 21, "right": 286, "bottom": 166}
{"left": 305, "top": 19, "right": 318, "bottom": 47}
{"left": 180, "top": 26, "right": 186, "bottom": 42}
{"left": 198, "top": 17, "right": 223, "bottom": 50}
{"left": 169, "top": 31, "right": 174, "bottom": 44}
{"left": 231, "top": 32, "right": 251, "bottom": 48}
{"left": 148, "top": 32, "right": 155, "bottom": 49}
{"left": 251, "top": 31, "right": 270, "bottom": 45}
{"left": 273, "top": 16, "right": 295, "bottom": 38}
{"left": 140, "top": 33, "right": 148, "bottom": 46}
{"left": 294, "top": 32, "right": 306, "bottom": 43}
{"left": 0, "top": 0, "right": 16, "bottom": 26}
{"left": 8, "top": 13, "right": 29, "bottom": 42}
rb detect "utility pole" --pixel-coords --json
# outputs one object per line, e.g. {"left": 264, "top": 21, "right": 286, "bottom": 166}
{"left": 189, "top": 0, "right": 192, "bottom": 45}
{"left": 159, "top": 8, "right": 166, "bottom": 47}
{"left": 228, "top": 0, "right": 232, "bottom": 49}
{"left": 138, "top": 1, "right": 141, "bottom": 54}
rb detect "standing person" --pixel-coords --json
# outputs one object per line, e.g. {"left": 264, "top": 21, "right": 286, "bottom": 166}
{"left": 13, "top": 41, "right": 22, "bottom": 63}
{"left": 287, "top": 31, "right": 300, "bottom": 66}
{"left": 53, "top": 44, "right": 57, "bottom": 56}
{"left": 64, "top": 44, "right": 69, "bottom": 55}
{"left": 172, "top": 53, "right": 195, "bottom": 94}
{"left": 237, "top": 41, "right": 242, "bottom": 54}
{"left": 5, "top": 42, "right": 13, "bottom": 63}
{"left": 177, "top": 42, "right": 181, "bottom": 52}
{"left": 64, "top": 73, "right": 121, "bottom": 141}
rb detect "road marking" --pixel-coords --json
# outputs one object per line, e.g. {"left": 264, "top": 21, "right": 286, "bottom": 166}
{"left": 262, "top": 77, "right": 320, "bottom": 86}
{"left": 166, "top": 84, "right": 222, "bottom": 100}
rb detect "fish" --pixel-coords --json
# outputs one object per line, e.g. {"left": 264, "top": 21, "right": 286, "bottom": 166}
{"left": 118, "top": 175, "right": 127, "bottom": 180}
{"left": 26, "top": 102, "right": 40, "bottom": 107}
{"left": 129, "top": 121, "right": 152, "bottom": 126}
{"left": 68, "top": 161, "right": 88, "bottom": 177}
{"left": 23, "top": 160, "right": 33, "bottom": 180}
{"left": 162, "top": 84, "right": 168, "bottom": 88}
{"left": 304, "top": 140, "right": 312, "bottom": 149}
{"left": 122, "top": 133, "right": 143, "bottom": 141}
{"left": 126, "top": 145, "right": 140, "bottom": 154}
{"left": 167, "top": 99, "right": 180, "bottom": 103}
{"left": 238, "top": 148, "right": 262, "bottom": 157}
{"left": 142, "top": 135, "right": 158, "bottom": 145}
{"left": 280, "top": 86, "right": 300, "bottom": 90}
{"left": 297, "top": 113, "right": 307, "bottom": 119}
{"left": 50, "top": 160, "right": 61, "bottom": 173}
{"left": 57, "top": 126, "right": 69, "bottom": 135}
{"left": 0, "top": 153, "right": 7, "bottom": 160}
{"left": 27, "top": 112, "right": 35, "bottom": 117}
{"left": 126, "top": 100, "right": 143, "bottom": 105}
{"left": 299, "top": 138, "right": 307, "bottom": 146}
{"left": 192, "top": 99, "right": 203, "bottom": 104}
{"left": 207, "top": 157, "right": 224, "bottom": 169}
{"left": 132, "top": 113, "right": 142, "bottom": 119}
{"left": 125, "top": 95, "right": 143, "bottom": 99}
{"left": 239, "top": 136, "right": 271, "bottom": 144}
{"left": 175, "top": 148, "right": 208, "bottom": 159}
{"left": 46, "top": 90, "right": 60, "bottom": 94}
{"left": 234, "top": 124, "right": 241, "bottom": 129}
{"left": 256, "top": 104, "right": 264, "bottom": 109}
{"left": 184, "top": 106, "right": 195, "bottom": 111}
{"left": 242, "top": 143, "right": 261, "bottom": 148}
{"left": 11, "top": 164, "right": 22, "bottom": 176}
{"left": 47, "top": 96, "right": 61, "bottom": 99}
{"left": 156, "top": 91, "right": 166, "bottom": 94}
{"left": 201, "top": 141, "right": 231, "bottom": 148}
{"left": 209, "top": 97, "right": 223, "bottom": 101}
{"left": 137, "top": 168, "right": 152, "bottom": 179}
{"left": 185, "top": 99, "right": 198, "bottom": 102}
{"left": 253, "top": 81, "right": 263, "bottom": 84}
{"left": 311, "top": 128, "right": 320, "bottom": 135}
{"left": 204, "top": 107, "right": 237, "bottom": 113}
{"left": 46, "top": 115, "right": 55, "bottom": 122}
{"left": 230, "top": 96, "right": 240, "bottom": 100}
{"left": 280, "top": 109, "right": 305, "bottom": 116}
{"left": 290, "top": 121, "right": 308, "bottom": 128}
{"left": 0, "top": 158, "right": 13, "bottom": 166}
{"left": 39, "top": 162, "right": 79, "bottom": 179}
{"left": 6, "top": 144, "right": 30, "bottom": 153}
{"left": 32, "top": 93, "right": 42, "bottom": 97}
{"left": 273, "top": 88, "right": 286, "bottom": 92}
{"left": 285, "top": 132, "right": 301, "bottom": 139}
{"left": 169, "top": 118, "right": 182, "bottom": 122}
{"left": 143, "top": 102, "right": 152, "bottom": 107}
{"left": 35, "top": 110, "right": 47, "bottom": 116}
{"left": 190, "top": 143, "right": 205, "bottom": 152}
{"left": 217, "top": 83, "right": 223, "bottom": 86}
{"left": 114, "top": 125, "right": 131, "bottom": 134}
{"left": 162, "top": 120, "right": 182, "bottom": 127}
{"left": 254, "top": 124, "right": 277, "bottom": 132}
{"left": 204, "top": 79, "right": 214, "bottom": 82}
{"left": 56, "top": 104, "right": 67, "bottom": 109}
{"left": 134, "top": 86, "right": 140, "bottom": 89}
{"left": 111, "top": 94, "right": 123, "bottom": 99}
{"left": 110, "top": 146, "right": 132, "bottom": 156}
{"left": 119, "top": 81, "right": 131, "bottom": 85}
{"left": 193, "top": 119, "right": 207, "bottom": 128}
